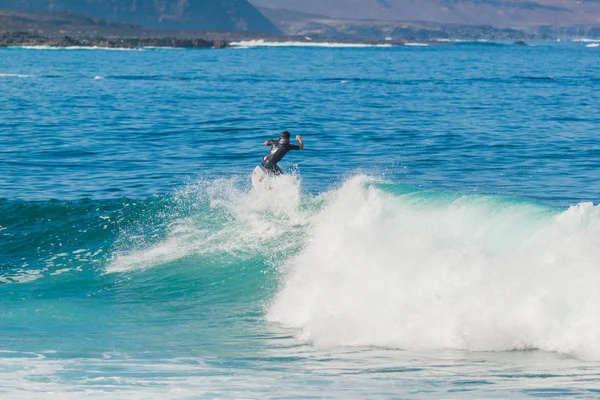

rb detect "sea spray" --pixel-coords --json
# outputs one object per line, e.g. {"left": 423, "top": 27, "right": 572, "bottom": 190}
{"left": 107, "top": 174, "right": 308, "bottom": 274}
{"left": 267, "top": 176, "right": 600, "bottom": 359}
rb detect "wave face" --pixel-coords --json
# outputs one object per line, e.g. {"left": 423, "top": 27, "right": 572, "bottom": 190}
{"left": 2, "top": 175, "right": 600, "bottom": 397}
{"left": 267, "top": 176, "right": 600, "bottom": 359}
{"left": 3, "top": 175, "right": 600, "bottom": 359}
{"left": 7, "top": 176, "right": 600, "bottom": 359}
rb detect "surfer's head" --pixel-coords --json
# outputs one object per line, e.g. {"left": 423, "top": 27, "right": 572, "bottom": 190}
{"left": 281, "top": 131, "right": 291, "bottom": 140}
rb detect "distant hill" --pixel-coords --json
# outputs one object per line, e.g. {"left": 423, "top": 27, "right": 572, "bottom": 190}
{"left": 250, "top": 0, "right": 600, "bottom": 29}
{"left": 1, "top": 0, "right": 281, "bottom": 34}
{"left": 258, "top": 8, "right": 541, "bottom": 40}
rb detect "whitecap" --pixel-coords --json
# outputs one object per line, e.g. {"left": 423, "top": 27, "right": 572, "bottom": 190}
{"left": 0, "top": 73, "right": 33, "bottom": 78}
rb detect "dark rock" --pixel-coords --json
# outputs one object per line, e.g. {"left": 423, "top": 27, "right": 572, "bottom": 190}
{"left": 0, "top": 31, "right": 229, "bottom": 49}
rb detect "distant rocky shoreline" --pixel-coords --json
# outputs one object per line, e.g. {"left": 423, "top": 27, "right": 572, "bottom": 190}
{"left": 0, "top": 31, "right": 433, "bottom": 50}
{"left": 0, "top": 10, "right": 558, "bottom": 50}
{"left": 0, "top": 9, "right": 551, "bottom": 51}
{"left": 0, "top": 32, "right": 228, "bottom": 49}
{"left": 0, "top": 31, "right": 541, "bottom": 50}
{"left": 0, "top": 31, "right": 447, "bottom": 49}
{"left": 2, "top": 8, "right": 600, "bottom": 50}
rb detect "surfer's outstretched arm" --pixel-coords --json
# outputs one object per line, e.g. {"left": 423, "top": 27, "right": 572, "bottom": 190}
{"left": 296, "top": 135, "right": 304, "bottom": 150}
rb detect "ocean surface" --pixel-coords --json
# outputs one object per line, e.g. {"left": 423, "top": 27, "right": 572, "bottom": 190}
{"left": 1, "top": 41, "right": 600, "bottom": 398}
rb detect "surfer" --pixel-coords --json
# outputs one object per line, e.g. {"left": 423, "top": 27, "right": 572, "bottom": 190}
{"left": 260, "top": 131, "right": 303, "bottom": 180}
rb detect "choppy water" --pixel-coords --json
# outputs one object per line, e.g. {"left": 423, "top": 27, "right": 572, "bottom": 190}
{"left": 2, "top": 42, "right": 600, "bottom": 398}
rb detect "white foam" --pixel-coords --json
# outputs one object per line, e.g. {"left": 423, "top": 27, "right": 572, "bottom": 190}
{"left": 0, "top": 355, "right": 220, "bottom": 399}
{"left": 139, "top": 46, "right": 183, "bottom": 49}
{"left": 586, "top": 43, "right": 599, "bottom": 48}
{"left": 404, "top": 43, "right": 429, "bottom": 47}
{"left": 230, "top": 40, "right": 392, "bottom": 48}
{"left": 49, "top": 268, "right": 72, "bottom": 276}
{"left": 106, "top": 175, "right": 307, "bottom": 274}
{"left": 433, "top": 39, "right": 467, "bottom": 43}
{"left": 0, "top": 269, "right": 43, "bottom": 284}
{"left": 268, "top": 176, "right": 600, "bottom": 359}
{"left": 0, "top": 73, "right": 34, "bottom": 78}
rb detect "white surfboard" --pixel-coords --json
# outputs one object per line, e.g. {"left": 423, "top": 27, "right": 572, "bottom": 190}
{"left": 251, "top": 166, "right": 264, "bottom": 188}
{"left": 252, "top": 166, "right": 275, "bottom": 190}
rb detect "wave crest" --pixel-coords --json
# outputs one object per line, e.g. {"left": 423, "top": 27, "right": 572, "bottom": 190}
{"left": 268, "top": 176, "right": 600, "bottom": 359}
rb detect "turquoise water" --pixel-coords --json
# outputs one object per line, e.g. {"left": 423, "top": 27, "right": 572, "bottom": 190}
{"left": 2, "top": 42, "right": 600, "bottom": 398}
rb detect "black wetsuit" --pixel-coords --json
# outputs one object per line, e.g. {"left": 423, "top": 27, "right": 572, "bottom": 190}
{"left": 261, "top": 137, "right": 300, "bottom": 175}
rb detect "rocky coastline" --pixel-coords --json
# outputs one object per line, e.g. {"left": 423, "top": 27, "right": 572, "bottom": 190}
{"left": 0, "top": 31, "right": 541, "bottom": 49}
{"left": 0, "top": 31, "right": 228, "bottom": 49}
{"left": 0, "top": 10, "right": 547, "bottom": 50}
{"left": 0, "top": 30, "right": 432, "bottom": 50}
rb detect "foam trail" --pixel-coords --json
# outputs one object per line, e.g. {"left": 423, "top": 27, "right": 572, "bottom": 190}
{"left": 268, "top": 176, "right": 600, "bottom": 359}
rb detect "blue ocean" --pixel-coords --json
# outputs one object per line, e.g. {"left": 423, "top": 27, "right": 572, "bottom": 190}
{"left": 1, "top": 41, "right": 600, "bottom": 398}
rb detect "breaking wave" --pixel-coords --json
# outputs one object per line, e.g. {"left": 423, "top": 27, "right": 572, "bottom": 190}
{"left": 267, "top": 176, "right": 600, "bottom": 359}
{"left": 3, "top": 175, "right": 600, "bottom": 359}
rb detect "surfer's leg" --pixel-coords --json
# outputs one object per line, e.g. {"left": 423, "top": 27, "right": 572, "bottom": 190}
{"left": 260, "top": 159, "right": 275, "bottom": 182}
{"left": 272, "top": 164, "right": 283, "bottom": 175}
{"left": 260, "top": 159, "right": 272, "bottom": 182}
{"left": 260, "top": 159, "right": 282, "bottom": 180}
{"left": 259, "top": 168, "right": 269, "bottom": 182}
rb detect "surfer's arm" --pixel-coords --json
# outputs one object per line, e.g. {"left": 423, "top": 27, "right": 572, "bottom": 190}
{"left": 264, "top": 139, "right": 273, "bottom": 146}
{"left": 296, "top": 135, "right": 304, "bottom": 150}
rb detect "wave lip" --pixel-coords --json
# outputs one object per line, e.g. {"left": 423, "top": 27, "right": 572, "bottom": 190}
{"left": 268, "top": 176, "right": 600, "bottom": 360}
